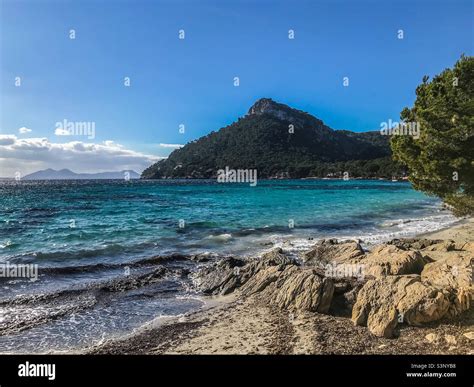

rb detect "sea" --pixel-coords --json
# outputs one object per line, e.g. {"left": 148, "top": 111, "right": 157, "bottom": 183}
{"left": 0, "top": 179, "right": 458, "bottom": 353}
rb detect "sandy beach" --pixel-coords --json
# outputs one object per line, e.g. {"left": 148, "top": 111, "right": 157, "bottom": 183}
{"left": 420, "top": 217, "right": 474, "bottom": 243}
{"left": 87, "top": 218, "right": 474, "bottom": 355}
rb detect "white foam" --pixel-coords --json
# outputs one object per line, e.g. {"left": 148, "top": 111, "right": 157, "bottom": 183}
{"left": 205, "top": 233, "right": 232, "bottom": 242}
{"left": 268, "top": 211, "right": 459, "bottom": 255}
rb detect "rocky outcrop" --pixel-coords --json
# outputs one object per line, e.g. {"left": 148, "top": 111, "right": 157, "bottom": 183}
{"left": 195, "top": 248, "right": 335, "bottom": 313}
{"left": 357, "top": 245, "right": 431, "bottom": 278}
{"left": 271, "top": 268, "right": 334, "bottom": 313}
{"left": 350, "top": 238, "right": 473, "bottom": 338}
{"left": 194, "top": 238, "right": 472, "bottom": 339}
{"left": 388, "top": 238, "right": 445, "bottom": 250}
{"left": 240, "top": 265, "right": 334, "bottom": 313}
{"left": 193, "top": 257, "right": 246, "bottom": 295}
{"left": 303, "top": 239, "right": 365, "bottom": 266}
{"left": 421, "top": 254, "right": 473, "bottom": 290}
{"left": 102, "top": 267, "right": 168, "bottom": 292}
{"left": 456, "top": 242, "right": 474, "bottom": 253}
{"left": 420, "top": 254, "right": 472, "bottom": 317}
{"left": 387, "top": 238, "right": 474, "bottom": 253}
{"left": 240, "top": 265, "right": 290, "bottom": 296}
{"left": 352, "top": 275, "right": 452, "bottom": 338}
{"left": 194, "top": 248, "right": 293, "bottom": 296}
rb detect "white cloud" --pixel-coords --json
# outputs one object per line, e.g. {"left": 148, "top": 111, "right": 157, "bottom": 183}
{"left": 18, "top": 127, "right": 32, "bottom": 134}
{"left": 159, "top": 143, "right": 184, "bottom": 149}
{"left": 0, "top": 135, "right": 164, "bottom": 177}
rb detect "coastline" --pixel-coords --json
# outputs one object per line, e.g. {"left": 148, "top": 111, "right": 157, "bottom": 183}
{"left": 418, "top": 217, "right": 474, "bottom": 243}
{"left": 86, "top": 217, "right": 474, "bottom": 355}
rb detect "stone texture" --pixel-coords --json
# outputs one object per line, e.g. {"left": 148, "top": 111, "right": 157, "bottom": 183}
{"left": 421, "top": 254, "right": 473, "bottom": 290}
{"left": 358, "top": 245, "right": 431, "bottom": 278}
{"left": 303, "top": 239, "right": 365, "bottom": 266}
{"left": 194, "top": 248, "right": 294, "bottom": 296}
{"left": 193, "top": 257, "right": 246, "bottom": 295}
{"left": 352, "top": 275, "right": 452, "bottom": 338}
{"left": 270, "top": 268, "right": 334, "bottom": 313}
{"left": 388, "top": 238, "right": 445, "bottom": 250}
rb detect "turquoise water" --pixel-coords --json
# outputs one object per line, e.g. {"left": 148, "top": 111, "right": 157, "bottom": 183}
{"left": 0, "top": 179, "right": 456, "bottom": 353}
{"left": 0, "top": 179, "right": 455, "bottom": 263}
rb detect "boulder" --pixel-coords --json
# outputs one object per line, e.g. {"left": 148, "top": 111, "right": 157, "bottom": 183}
{"left": 420, "top": 252, "right": 472, "bottom": 317}
{"left": 193, "top": 257, "right": 246, "bottom": 295}
{"left": 241, "top": 264, "right": 334, "bottom": 313}
{"left": 421, "top": 254, "right": 473, "bottom": 290}
{"left": 240, "top": 265, "right": 289, "bottom": 296}
{"left": 193, "top": 248, "right": 294, "bottom": 295}
{"left": 352, "top": 275, "right": 452, "bottom": 338}
{"left": 303, "top": 239, "right": 365, "bottom": 266}
{"left": 358, "top": 245, "right": 431, "bottom": 278}
{"left": 270, "top": 268, "right": 334, "bottom": 313}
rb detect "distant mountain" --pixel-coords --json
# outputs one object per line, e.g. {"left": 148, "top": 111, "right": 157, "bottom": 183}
{"left": 142, "top": 98, "right": 403, "bottom": 179}
{"left": 23, "top": 169, "right": 140, "bottom": 180}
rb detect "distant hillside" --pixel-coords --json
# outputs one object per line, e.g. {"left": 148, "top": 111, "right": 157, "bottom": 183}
{"left": 23, "top": 169, "right": 140, "bottom": 180}
{"left": 142, "top": 98, "right": 403, "bottom": 179}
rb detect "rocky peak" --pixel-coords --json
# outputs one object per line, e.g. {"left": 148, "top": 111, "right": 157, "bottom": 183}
{"left": 247, "top": 98, "right": 296, "bottom": 121}
{"left": 248, "top": 98, "right": 278, "bottom": 114}
{"left": 246, "top": 98, "right": 325, "bottom": 130}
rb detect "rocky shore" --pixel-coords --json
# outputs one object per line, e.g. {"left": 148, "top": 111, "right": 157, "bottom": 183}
{"left": 88, "top": 219, "right": 474, "bottom": 355}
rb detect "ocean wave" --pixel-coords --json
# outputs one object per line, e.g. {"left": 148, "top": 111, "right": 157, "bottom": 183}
{"left": 0, "top": 240, "right": 15, "bottom": 249}
{"left": 270, "top": 212, "right": 459, "bottom": 255}
{"left": 204, "top": 233, "right": 232, "bottom": 242}
{"left": 0, "top": 266, "right": 177, "bottom": 336}
{"left": 5, "top": 241, "right": 161, "bottom": 264}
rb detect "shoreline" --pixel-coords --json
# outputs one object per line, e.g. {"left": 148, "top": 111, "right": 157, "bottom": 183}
{"left": 86, "top": 217, "right": 474, "bottom": 355}
{"left": 418, "top": 217, "right": 474, "bottom": 242}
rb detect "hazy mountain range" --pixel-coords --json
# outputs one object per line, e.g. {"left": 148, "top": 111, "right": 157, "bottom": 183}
{"left": 21, "top": 169, "right": 140, "bottom": 180}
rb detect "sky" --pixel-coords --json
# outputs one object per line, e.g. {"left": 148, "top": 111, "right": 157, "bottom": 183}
{"left": 0, "top": 0, "right": 473, "bottom": 177}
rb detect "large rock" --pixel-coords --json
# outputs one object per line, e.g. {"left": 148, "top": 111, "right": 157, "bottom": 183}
{"left": 421, "top": 254, "right": 473, "bottom": 289}
{"left": 270, "top": 268, "right": 334, "bottom": 313}
{"left": 194, "top": 248, "right": 293, "bottom": 295}
{"left": 240, "top": 265, "right": 289, "bottom": 296}
{"left": 193, "top": 247, "right": 337, "bottom": 314}
{"left": 193, "top": 257, "right": 246, "bottom": 295}
{"left": 357, "top": 245, "right": 431, "bottom": 278}
{"left": 303, "top": 239, "right": 365, "bottom": 266}
{"left": 421, "top": 253, "right": 472, "bottom": 316}
{"left": 241, "top": 265, "right": 334, "bottom": 313}
{"left": 352, "top": 275, "right": 453, "bottom": 338}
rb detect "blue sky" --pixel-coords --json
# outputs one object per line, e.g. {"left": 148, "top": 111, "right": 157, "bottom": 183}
{"left": 0, "top": 0, "right": 472, "bottom": 176}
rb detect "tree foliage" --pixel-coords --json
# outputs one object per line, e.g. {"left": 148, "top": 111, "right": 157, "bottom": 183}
{"left": 391, "top": 55, "right": 474, "bottom": 215}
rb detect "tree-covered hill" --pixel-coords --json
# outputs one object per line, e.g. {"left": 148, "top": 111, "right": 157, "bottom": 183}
{"left": 142, "top": 98, "right": 403, "bottom": 179}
